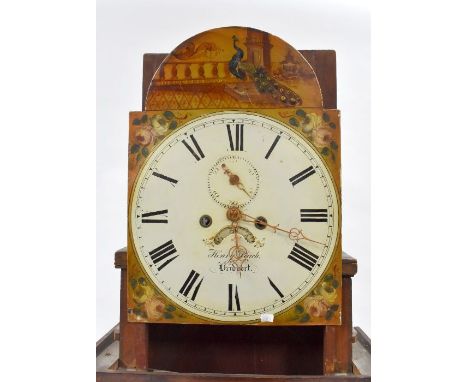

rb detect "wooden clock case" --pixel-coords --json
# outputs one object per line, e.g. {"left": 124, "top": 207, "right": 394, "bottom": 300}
{"left": 97, "top": 53, "right": 366, "bottom": 382}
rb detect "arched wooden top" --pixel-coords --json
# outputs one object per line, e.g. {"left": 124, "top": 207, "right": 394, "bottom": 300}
{"left": 144, "top": 27, "right": 324, "bottom": 111}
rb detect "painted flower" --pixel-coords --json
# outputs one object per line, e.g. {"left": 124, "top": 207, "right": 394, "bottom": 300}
{"left": 301, "top": 113, "right": 323, "bottom": 133}
{"left": 132, "top": 283, "right": 154, "bottom": 304}
{"left": 145, "top": 296, "right": 166, "bottom": 320}
{"left": 311, "top": 127, "right": 333, "bottom": 148}
{"left": 303, "top": 295, "right": 330, "bottom": 318}
{"left": 135, "top": 125, "right": 155, "bottom": 147}
{"left": 151, "top": 115, "right": 169, "bottom": 137}
{"left": 318, "top": 282, "right": 338, "bottom": 303}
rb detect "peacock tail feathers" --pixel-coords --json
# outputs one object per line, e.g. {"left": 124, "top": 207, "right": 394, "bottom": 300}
{"left": 228, "top": 35, "right": 302, "bottom": 106}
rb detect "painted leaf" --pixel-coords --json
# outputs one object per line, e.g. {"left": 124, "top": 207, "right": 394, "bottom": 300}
{"left": 169, "top": 120, "right": 178, "bottom": 130}
{"left": 142, "top": 147, "right": 149, "bottom": 157}
{"left": 132, "top": 118, "right": 141, "bottom": 125}
{"left": 130, "top": 144, "right": 140, "bottom": 154}
{"left": 163, "top": 110, "right": 175, "bottom": 120}
{"left": 294, "top": 305, "right": 304, "bottom": 314}
{"left": 296, "top": 109, "right": 306, "bottom": 118}
{"left": 300, "top": 313, "right": 310, "bottom": 322}
{"left": 289, "top": 117, "right": 299, "bottom": 127}
{"left": 321, "top": 147, "right": 330, "bottom": 155}
{"left": 322, "top": 112, "right": 330, "bottom": 122}
{"left": 140, "top": 114, "right": 148, "bottom": 123}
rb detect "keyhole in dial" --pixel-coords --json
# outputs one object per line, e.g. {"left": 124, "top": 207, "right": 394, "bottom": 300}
{"left": 199, "top": 215, "right": 212, "bottom": 228}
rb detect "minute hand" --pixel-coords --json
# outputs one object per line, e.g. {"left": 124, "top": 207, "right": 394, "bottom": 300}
{"left": 241, "top": 212, "right": 325, "bottom": 246}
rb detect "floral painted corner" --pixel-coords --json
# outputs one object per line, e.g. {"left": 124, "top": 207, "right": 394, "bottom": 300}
{"left": 280, "top": 109, "right": 339, "bottom": 161}
{"left": 129, "top": 110, "right": 188, "bottom": 164}
{"left": 292, "top": 273, "right": 341, "bottom": 323}
{"left": 128, "top": 275, "right": 186, "bottom": 322}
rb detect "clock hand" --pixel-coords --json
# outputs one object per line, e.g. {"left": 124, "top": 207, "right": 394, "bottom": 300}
{"left": 221, "top": 163, "right": 252, "bottom": 198}
{"left": 241, "top": 212, "right": 326, "bottom": 246}
{"left": 228, "top": 221, "right": 249, "bottom": 274}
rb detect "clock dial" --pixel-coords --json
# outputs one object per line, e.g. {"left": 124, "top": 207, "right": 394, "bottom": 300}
{"left": 130, "top": 112, "right": 339, "bottom": 322}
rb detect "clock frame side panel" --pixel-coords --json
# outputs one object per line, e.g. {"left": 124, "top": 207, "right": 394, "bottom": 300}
{"left": 127, "top": 108, "right": 341, "bottom": 325}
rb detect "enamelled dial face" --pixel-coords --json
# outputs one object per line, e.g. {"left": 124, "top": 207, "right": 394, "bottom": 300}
{"left": 130, "top": 112, "right": 339, "bottom": 322}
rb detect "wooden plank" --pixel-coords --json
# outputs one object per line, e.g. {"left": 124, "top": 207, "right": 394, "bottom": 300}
{"left": 354, "top": 327, "right": 371, "bottom": 354}
{"left": 323, "top": 277, "right": 353, "bottom": 374}
{"left": 96, "top": 323, "right": 119, "bottom": 357}
{"left": 142, "top": 54, "right": 167, "bottom": 110}
{"left": 97, "top": 370, "right": 370, "bottom": 382}
{"left": 300, "top": 50, "right": 336, "bottom": 109}
{"left": 118, "top": 266, "right": 149, "bottom": 369}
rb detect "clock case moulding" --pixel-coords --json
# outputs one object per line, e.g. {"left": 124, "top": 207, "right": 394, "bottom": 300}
{"left": 127, "top": 26, "right": 342, "bottom": 326}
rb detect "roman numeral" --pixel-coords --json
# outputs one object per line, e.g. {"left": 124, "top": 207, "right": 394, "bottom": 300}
{"left": 141, "top": 209, "right": 168, "bottom": 223}
{"left": 227, "top": 124, "right": 243, "bottom": 151}
{"left": 265, "top": 135, "right": 280, "bottom": 159}
{"left": 152, "top": 171, "right": 178, "bottom": 185}
{"left": 228, "top": 284, "right": 241, "bottom": 311}
{"left": 179, "top": 270, "right": 203, "bottom": 300}
{"left": 182, "top": 134, "right": 205, "bottom": 161}
{"left": 289, "top": 166, "right": 316, "bottom": 186}
{"left": 300, "top": 209, "right": 328, "bottom": 223}
{"left": 149, "top": 240, "right": 178, "bottom": 271}
{"left": 288, "top": 243, "right": 319, "bottom": 271}
{"left": 268, "top": 277, "right": 284, "bottom": 298}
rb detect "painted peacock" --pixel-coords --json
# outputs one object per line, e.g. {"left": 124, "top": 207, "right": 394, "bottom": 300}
{"left": 228, "top": 35, "right": 302, "bottom": 106}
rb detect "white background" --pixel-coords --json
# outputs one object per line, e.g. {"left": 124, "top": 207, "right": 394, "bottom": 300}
{"left": 97, "top": 0, "right": 371, "bottom": 339}
{"left": 2, "top": 1, "right": 468, "bottom": 381}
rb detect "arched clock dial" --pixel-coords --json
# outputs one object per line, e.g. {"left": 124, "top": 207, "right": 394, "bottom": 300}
{"left": 130, "top": 111, "right": 340, "bottom": 322}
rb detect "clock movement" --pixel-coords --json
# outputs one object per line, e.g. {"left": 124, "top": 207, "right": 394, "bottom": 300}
{"left": 104, "top": 26, "right": 363, "bottom": 378}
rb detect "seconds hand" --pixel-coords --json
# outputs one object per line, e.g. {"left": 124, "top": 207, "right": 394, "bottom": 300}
{"left": 221, "top": 163, "right": 252, "bottom": 198}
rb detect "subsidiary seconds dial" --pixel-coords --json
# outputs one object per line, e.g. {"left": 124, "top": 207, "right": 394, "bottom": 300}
{"left": 130, "top": 112, "right": 339, "bottom": 322}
